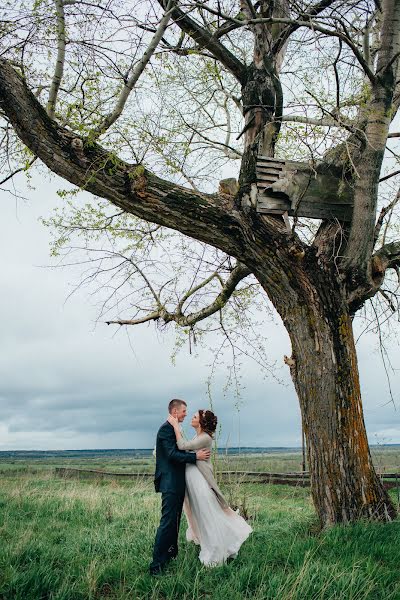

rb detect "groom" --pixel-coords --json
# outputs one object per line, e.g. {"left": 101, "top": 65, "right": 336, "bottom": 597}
{"left": 149, "top": 398, "right": 210, "bottom": 575}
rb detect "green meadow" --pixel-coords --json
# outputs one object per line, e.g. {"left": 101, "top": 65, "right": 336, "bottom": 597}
{"left": 0, "top": 450, "right": 400, "bottom": 599}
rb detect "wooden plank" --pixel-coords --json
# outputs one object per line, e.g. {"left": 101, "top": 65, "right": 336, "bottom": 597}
{"left": 257, "top": 156, "right": 286, "bottom": 164}
{"left": 258, "top": 191, "right": 290, "bottom": 199}
{"left": 256, "top": 174, "right": 281, "bottom": 181}
{"left": 222, "top": 471, "right": 398, "bottom": 478}
{"left": 257, "top": 199, "right": 291, "bottom": 211}
{"left": 256, "top": 175, "right": 282, "bottom": 182}
{"left": 384, "top": 482, "right": 400, "bottom": 490}
{"left": 257, "top": 202, "right": 352, "bottom": 220}
{"left": 295, "top": 201, "right": 354, "bottom": 213}
{"left": 220, "top": 471, "right": 310, "bottom": 478}
{"left": 256, "top": 176, "right": 281, "bottom": 184}
{"left": 256, "top": 167, "right": 283, "bottom": 176}
{"left": 236, "top": 478, "right": 310, "bottom": 487}
{"left": 258, "top": 206, "right": 291, "bottom": 213}
{"left": 293, "top": 199, "right": 353, "bottom": 209}
{"left": 257, "top": 161, "right": 284, "bottom": 167}
{"left": 258, "top": 198, "right": 291, "bottom": 210}
{"left": 55, "top": 467, "right": 153, "bottom": 478}
{"left": 294, "top": 204, "right": 352, "bottom": 220}
{"left": 295, "top": 191, "right": 354, "bottom": 206}
{"left": 256, "top": 170, "right": 283, "bottom": 177}
{"left": 257, "top": 179, "right": 280, "bottom": 186}
{"left": 54, "top": 467, "right": 400, "bottom": 479}
{"left": 258, "top": 209, "right": 289, "bottom": 214}
{"left": 53, "top": 468, "right": 400, "bottom": 491}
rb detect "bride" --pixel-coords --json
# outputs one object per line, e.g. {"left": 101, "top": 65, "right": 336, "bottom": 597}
{"left": 167, "top": 409, "right": 252, "bottom": 566}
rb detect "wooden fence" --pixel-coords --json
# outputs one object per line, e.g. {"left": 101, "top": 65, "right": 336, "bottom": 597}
{"left": 54, "top": 467, "right": 400, "bottom": 489}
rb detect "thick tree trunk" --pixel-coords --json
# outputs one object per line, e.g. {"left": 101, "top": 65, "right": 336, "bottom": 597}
{"left": 275, "top": 268, "right": 397, "bottom": 525}
{"left": 234, "top": 41, "right": 398, "bottom": 523}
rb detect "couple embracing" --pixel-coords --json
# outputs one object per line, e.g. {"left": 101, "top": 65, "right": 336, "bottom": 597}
{"left": 150, "top": 399, "right": 252, "bottom": 575}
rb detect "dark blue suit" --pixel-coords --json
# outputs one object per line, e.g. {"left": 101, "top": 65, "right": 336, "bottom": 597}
{"left": 150, "top": 421, "right": 197, "bottom": 573}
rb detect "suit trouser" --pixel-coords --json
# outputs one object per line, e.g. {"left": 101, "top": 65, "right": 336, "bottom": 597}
{"left": 150, "top": 491, "right": 185, "bottom": 571}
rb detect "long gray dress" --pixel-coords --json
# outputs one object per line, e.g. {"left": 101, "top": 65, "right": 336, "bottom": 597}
{"left": 177, "top": 432, "right": 252, "bottom": 566}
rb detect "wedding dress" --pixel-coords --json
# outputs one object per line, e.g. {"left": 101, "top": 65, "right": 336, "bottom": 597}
{"left": 177, "top": 432, "right": 252, "bottom": 566}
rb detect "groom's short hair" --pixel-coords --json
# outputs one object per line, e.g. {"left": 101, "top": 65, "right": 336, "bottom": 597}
{"left": 168, "top": 399, "right": 187, "bottom": 413}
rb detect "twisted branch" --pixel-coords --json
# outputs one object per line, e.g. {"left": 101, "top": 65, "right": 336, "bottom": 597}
{"left": 106, "top": 262, "right": 251, "bottom": 327}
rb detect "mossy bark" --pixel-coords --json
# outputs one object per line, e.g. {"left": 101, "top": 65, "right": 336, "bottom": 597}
{"left": 279, "top": 270, "right": 396, "bottom": 525}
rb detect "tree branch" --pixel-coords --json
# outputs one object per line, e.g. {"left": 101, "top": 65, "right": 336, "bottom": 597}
{"left": 347, "top": 239, "right": 400, "bottom": 314}
{"left": 90, "top": 2, "right": 174, "bottom": 140}
{"left": 157, "top": 0, "right": 247, "bottom": 85}
{"left": 195, "top": 3, "right": 376, "bottom": 83}
{"left": 47, "top": 0, "right": 67, "bottom": 119}
{"left": 105, "top": 262, "right": 251, "bottom": 327}
{"left": 0, "top": 59, "right": 245, "bottom": 260}
{"left": 374, "top": 2, "right": 400, "bottom": 84}
{"left": 375, "top": 240, "right": 400, "bottom": 271}
{"left": 272, "top": 0, "right": 340, "bottom": 55}
{"left": 176, "top": 262, "right": 251, "bottom": 326}
{"left": 374, "top": 188, "right": 400, "bottom": 244}
{"left": 180, "top": 114, "right": 242, "bottom": 159}
{"left": 106, "top": 311, "right": 160, "bottom": 326}
{"left": 0, "top": 157, "right": 37, "bottom": 186}
{"left": 379, "top": 169, "right": 400, "bottom": 183}
{"left": 176, "top": 270, "right": 220, "bottom": 313}
{"left": 339, "top": 0, "right": 400, "bottom": 280}
{"left": 280, "top": 114, "right": 352, "bottom": 127}
{"left": 362, "top": 22, "right": 372, "bottom": 72}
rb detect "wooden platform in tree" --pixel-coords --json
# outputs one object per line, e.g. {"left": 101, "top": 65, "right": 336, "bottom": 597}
{"left": 256, "top": 156, "right": 354, "bottom": 221}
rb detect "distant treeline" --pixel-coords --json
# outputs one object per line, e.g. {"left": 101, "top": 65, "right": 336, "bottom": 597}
{"left": 0, "top": 447, "right": 301, "bottom": 459}
{"left": 0, "top": 445, "right": 399, "bottom": 460}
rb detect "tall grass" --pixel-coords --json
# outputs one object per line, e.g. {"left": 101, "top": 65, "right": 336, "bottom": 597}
{"left": 0, "top": 467, "right": 399, "bottom": 599}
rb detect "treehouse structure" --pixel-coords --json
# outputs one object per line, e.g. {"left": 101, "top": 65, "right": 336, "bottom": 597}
{"left": 255, "top": 156, "right": 354, "bottom": 221}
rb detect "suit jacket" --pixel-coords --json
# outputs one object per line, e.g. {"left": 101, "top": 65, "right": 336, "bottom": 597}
{"left": 154, "top": 421, "right": 197, "bottom": 494}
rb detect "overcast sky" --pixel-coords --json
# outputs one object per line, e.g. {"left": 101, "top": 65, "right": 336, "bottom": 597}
{"left": 1, "top": 175, "right": 399, "bottom": 450}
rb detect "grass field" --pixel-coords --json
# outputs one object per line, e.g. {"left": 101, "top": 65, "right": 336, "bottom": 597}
{"left": 0, "top": 451, "right": 400, "bottom": 599}
{"left": 2, "top": 444, "right": 400, "bottom": 474}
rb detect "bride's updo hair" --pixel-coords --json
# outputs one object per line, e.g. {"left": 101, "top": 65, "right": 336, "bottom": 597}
{"left": 198, "top": 409, "right": 218, "bottom": 437}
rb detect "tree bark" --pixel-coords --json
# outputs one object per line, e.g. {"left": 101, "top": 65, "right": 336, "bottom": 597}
{"left": 284, "top": 279, "right": 395, "bottom": 524}
{"left": 246, "top": 245, "right": 397, "bottom": 524}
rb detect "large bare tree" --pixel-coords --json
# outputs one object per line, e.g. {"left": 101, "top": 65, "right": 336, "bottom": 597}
{"left": 1, "top": 0, "right": 400, "bottom": 527}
